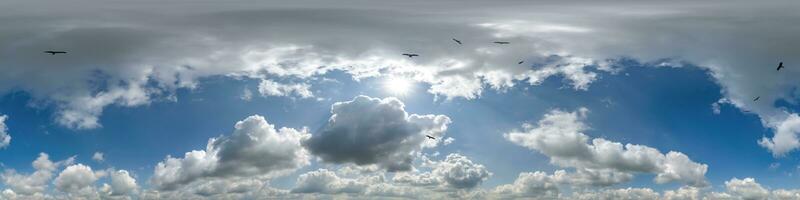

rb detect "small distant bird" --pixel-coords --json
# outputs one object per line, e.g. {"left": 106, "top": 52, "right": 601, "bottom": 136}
{"left": 518, "top": 61, "right": 524, "bottom": 65}
{"left": 402, "top": 53, "right": 419, "bottom": 58}
{"left": 777, "top": 62, "right": 784, "bottom": 71}
{"left": 452, "top": 38, "right": 462, "bottom": 45}
{"left": 44, "top": 51, "right": 67, "bottom": 55}
{"left": 753, "top": 96, "right": 760, "bottom": 101}
{"left": 493, "top": 41, "right": 510, "bottom": 44}
{"left": 425, "top": 135, "right": 436, "bottom": 140}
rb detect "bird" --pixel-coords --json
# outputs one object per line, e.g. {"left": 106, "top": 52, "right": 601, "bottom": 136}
{"left": 402, "top": 53, "right": 419, "bottom": 58}
{"left": 425, "top": 135, "right": 436, "bottom": 140}
{"left": 753, "top": 96, "right": 760, "bottom": 101}
{"left": 777, "top": 62, "right": 784, "bottom": 71}
{"left": 452, "top": 38, "right": 462, "bottom": 45}
{"left": 493, "top": 41, "right": 510, "bottom": 44}
{"left": 518, "top": 61, "right": 524, "bottom": 65}
{"left": 44, "top": 51, "right": 67, "bottom": 55}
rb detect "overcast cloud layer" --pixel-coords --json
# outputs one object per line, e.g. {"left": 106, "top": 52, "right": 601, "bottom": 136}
{"left": 2, "top": 0, "right": 800, "bottom": 199}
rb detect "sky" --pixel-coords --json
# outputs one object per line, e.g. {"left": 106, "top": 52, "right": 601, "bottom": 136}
{"left": 0, "top": 0, "right": 800, "bottom": 199}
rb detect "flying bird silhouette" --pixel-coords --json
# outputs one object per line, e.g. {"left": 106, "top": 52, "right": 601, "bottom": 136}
{"left": 44, "top": 51, "right": 67, "bottom": 55}
{"left": 402, "top": 53, "right": 419, "bottom": 58}
{"left": 452, "top": 38, "right": 462, "bottom": 45}
{"left": 425, "top": 135, "right": 436, "bottom": 140}
{"left": 518, "top": 61, "right": 524, "bottom": 65}
{"left": 777, "top": 62, "right": 784, "bottom": 71}
{"left": 493, "top": 41, "right": 510, "bottom": 44}
{"left": 753, "top": 96, "right": 760, "bottom": 101}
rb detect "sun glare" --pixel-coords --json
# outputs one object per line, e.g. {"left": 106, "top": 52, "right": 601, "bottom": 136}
{"left": 384, "top": 77, "right": 413, "bottom": 96}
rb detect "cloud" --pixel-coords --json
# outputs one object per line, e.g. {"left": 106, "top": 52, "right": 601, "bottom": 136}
{"left": 759, "top": 113, "right": 800, "bottom": 156}
{"left": 53, "top": 81, "right": 152, "bottom": 130}
{"left": 553, "top": 168, "right": 634, "bottom": 187}
{"left": 443, "top": 137, "right": 455, "bottom": 146}
{"left": 6, "top": 159, "right": 138, "bottom": 200}
{"left": 572, "top": 187, "right": 661, "bottom": 200}
{"left": 712, "top": 98, "right": 731, "bottom": 115}
{"left": 92, "top": 152, "right": 104, "bottom": 162}
{"left": 717, "top": 178, "right": 769, "bottom": 200}
{"left": 771, "top": 189, "right": 800, "bottom": 200}
{"left": 257, "top": 79, "right": 313, "bottom": 98}
{"left": 428, "top": 153, "right": 491, "bottom": 189}
{"left": 54, "top": 164, "right": 102, "bottom": 197}
{"left": 662, "top": 186, "right": 702, "bottom": 200}
{"left": 3, "top": 0, "right": 800, "bottom": 197}
{"left": 0, "top": 0, "right": 617, "bottom": 130}
{"left": 0, "top": 0, "right": 798, "bottom": 159}
{"left": 304, "top": 95, "right": 451, "bottom": 171}
{"left": 491, "top": 169, "right": 635, "bottom": 198}
{"left": 240, "top": 87, "right": 253, "bottom": 101}
{"left": 505, "top": 108, "right": 709, "bottom": 187}
{"left": 106, "top": 170, "right": 138, "bottom": 196}
{"left": 0, "top": 115, "right": 8, "bottom": 149}
{"left": 392, "top": 153, "right": 491, "bottom": 190}
{"left": 150, "top": 115, "right": 311, "bottom": 190}
{"left": 285, "top": 153, "right": 490, "bottom": 199}
{"left": 699, "top": 177, "right": 800, "bottom": 200}
{"left": 141, "top": 178, "right": 291, "bottom": 199}
{"left": 492, "top": 171, "right": 560, "bottom": 199}
{"left": 490, "top": 177, "right": 799, "bottom": 200}
{"left": 467, "top": 1, "right": 800, "bottom": 156}
{"left": 363, "top": 183, "right": 425, "bottom": 199}
{"left": 291, "top": 169, "right": 376, "bottom": 194}
{"left": 1, "top": 153, "right": 73, "bottom": 197}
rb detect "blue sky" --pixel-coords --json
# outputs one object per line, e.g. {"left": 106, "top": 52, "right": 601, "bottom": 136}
{"left": 0, "top": 63, "right": 793, "bottom": 197}
{"left": 1, "top": 0, "right": 800, "bottom": 199}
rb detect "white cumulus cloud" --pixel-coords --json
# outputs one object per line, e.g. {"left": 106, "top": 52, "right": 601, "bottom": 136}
{"left": 505, "top": 108, "right": 708, "bottom": 187}
{"left": 151, "top": 115, "right": 311, "bottom": 190}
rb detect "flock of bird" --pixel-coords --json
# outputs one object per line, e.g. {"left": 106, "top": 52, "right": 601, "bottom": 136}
{"left": 406, "top": 38, "right": 514, "bottom": 142}
{"left": 402, "top": 38, "right": 523, "bottom": 65}
{"left": 753, "top": 62, "right": 786, "bottom": 102}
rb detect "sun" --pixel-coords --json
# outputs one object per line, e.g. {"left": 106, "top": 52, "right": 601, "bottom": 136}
{"left": 384, "top": 77, "right": 413, "bottom": 96}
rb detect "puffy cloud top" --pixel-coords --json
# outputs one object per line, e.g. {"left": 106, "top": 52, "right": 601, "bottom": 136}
{"left": 108, "top": 170, "right": 138, "bottom": 196}
{"left": 1, "top": 153, "right": 73, "bottom": 196}
{"left": 431, "top": 154, "right": 491, "bottom": 189}
{"left": 54, "top": 164, "right": 100, "bottom": 194}
{"left": 493, "top": 171, "right": 560, "bottom": 199}
{"left": 291, "top": 169, "right": 374, "bottom": 194}
{"left": 151, "top": 115, "right": 311, "bottom": 190}
{"left": 723, "top": 178, "right": 770, "bottom": 200}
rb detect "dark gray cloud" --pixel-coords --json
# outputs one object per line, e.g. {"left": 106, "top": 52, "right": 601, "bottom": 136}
{"left": 305, "top": 95, "right": 450, "bottom": 171}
